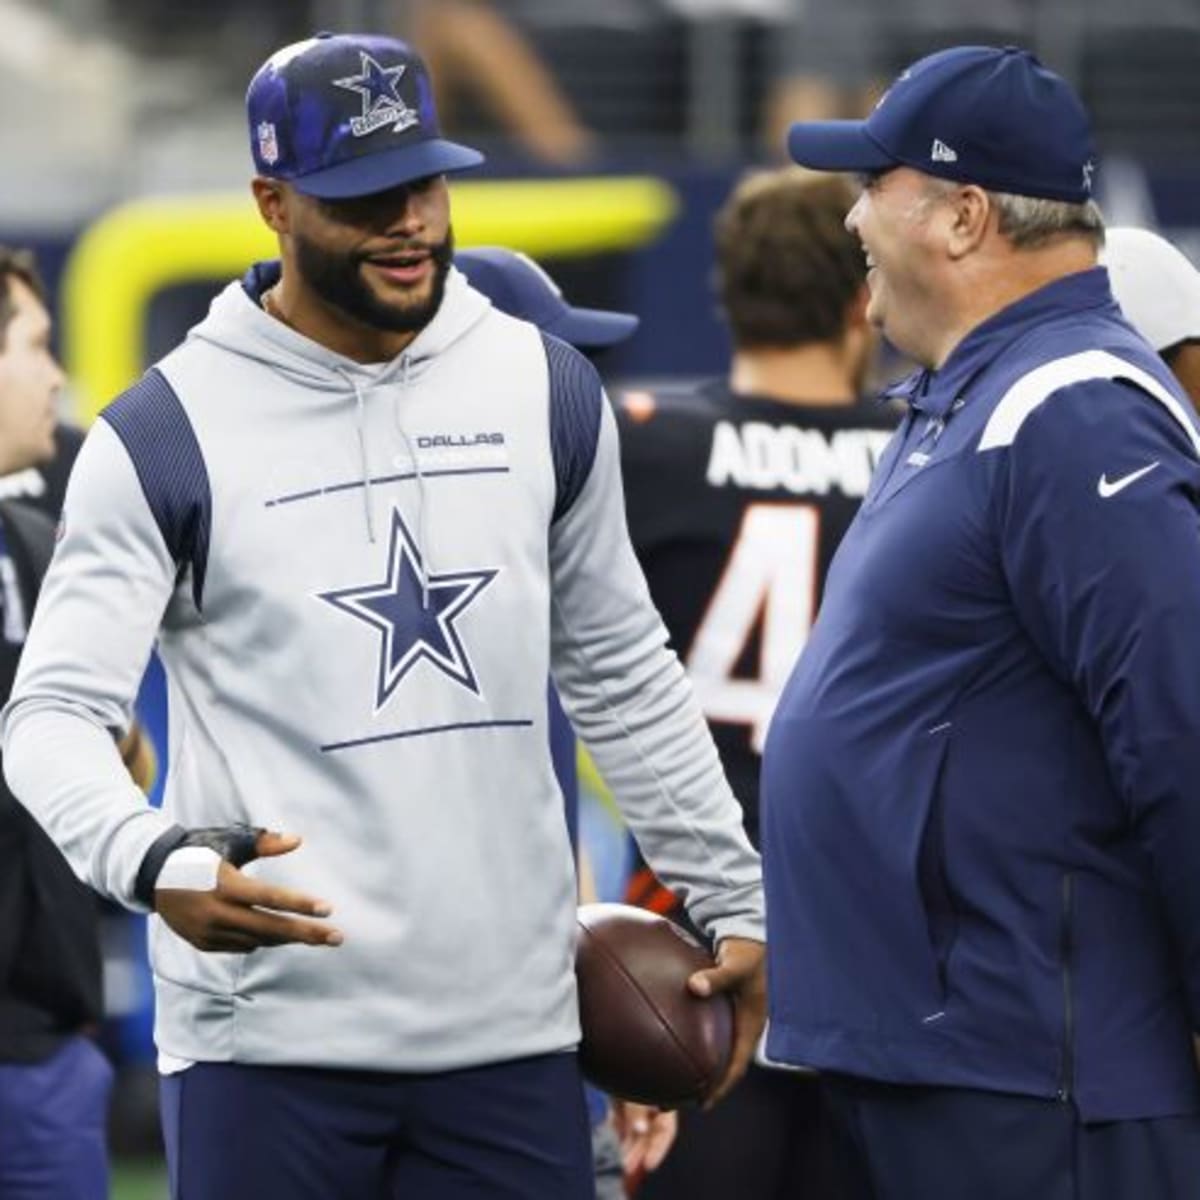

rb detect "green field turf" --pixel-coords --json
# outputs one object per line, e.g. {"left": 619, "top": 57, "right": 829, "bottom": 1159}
{"left": 112, "top": 1159, "right": 168, "bottom": 1200}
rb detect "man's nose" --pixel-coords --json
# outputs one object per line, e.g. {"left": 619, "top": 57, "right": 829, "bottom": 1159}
{"left": 845, "top": 194, "right": 865, "bottom": 235}
{"left": 378, "top": 186, "right": 424, "bottom": 233}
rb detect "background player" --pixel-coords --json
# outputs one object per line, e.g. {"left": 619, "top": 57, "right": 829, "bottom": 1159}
{"left": 618, "top": 168, "right": 897, "bottom": 1199}
{"left": 0, "top": 245, "right": 151, "bottom": 1200}
{"left": 1103, "top": 225, "right": 1200, "bottom": 407}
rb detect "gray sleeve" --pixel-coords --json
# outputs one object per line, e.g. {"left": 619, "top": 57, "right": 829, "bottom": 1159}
{"left": 1, "top": 419, "right": 180, "bottom": 908}
{"left": 548, "top": 398, "right": 764, "bottom": 944}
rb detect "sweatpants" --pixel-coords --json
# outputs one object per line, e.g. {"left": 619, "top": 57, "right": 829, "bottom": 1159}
{"left": 161, "top": 1050, "right": 595, "bottom": 1200}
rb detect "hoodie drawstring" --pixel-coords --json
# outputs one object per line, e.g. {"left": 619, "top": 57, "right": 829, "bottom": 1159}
{"left": 392, "top": 355, "right": 431, "bottom": 609}
{"left": 338, "top": 355, "right": 432, "bottom": 609}
{"left": 347, "top": 374, "right": 377, "bottom": 545}
{"left": 337, "top": 355, "right": 412, "bottom": 548}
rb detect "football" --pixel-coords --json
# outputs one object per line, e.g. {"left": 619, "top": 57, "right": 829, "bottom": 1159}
{"left": 575, "top": 902, "right": 733, "bottom": 1107}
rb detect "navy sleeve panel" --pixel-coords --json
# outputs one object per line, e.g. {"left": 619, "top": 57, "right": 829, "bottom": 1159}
{"left": 997, "top": 379, "right": 1200, "bottom": 1021}
{"left": 542, "top": 332, "right": 603, "bottom": 524}
{"left": 101, "top": 369, "right": 212, "bottom": 611}
{"left": 999, "top": 377, "right": 1200, "bottom": 710}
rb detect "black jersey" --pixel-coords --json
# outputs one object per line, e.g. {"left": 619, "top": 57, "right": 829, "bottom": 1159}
{"left": 616, "top": 378, "right": 899, "bottom": 848}
{"left": 0, "top": 423, "right": 84, "bottom": 522}
{"left": 0, "top": 500, "right": 102, "bottom": 1061}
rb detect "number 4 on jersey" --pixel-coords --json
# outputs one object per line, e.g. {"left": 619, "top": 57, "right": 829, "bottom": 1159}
{"left": 686, "top": 503, "right": 819, "bottom": 752}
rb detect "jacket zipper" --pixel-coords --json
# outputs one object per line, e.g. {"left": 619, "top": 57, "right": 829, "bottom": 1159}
{"left": 1057, "top": 871, "right": 1075, "bottom": 1101}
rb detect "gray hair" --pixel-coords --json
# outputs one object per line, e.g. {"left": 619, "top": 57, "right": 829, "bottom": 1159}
{"left": 986, "top": 191, "right": 1105, "bottom": 250}
{"left": 919, "top": 178, "right": 1105, "bottom": 250}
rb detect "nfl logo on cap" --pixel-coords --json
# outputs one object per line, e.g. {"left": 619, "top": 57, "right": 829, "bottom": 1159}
{"left": 257, "top": 121, "right": 279, "bottom": 167}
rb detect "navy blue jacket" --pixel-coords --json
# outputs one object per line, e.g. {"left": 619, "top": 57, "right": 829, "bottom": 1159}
{"left": 762, "top": 269, "right": 1200, "bottom": 1121}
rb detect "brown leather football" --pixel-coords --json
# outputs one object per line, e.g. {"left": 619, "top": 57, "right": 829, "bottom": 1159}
{"left": 575, "top": 902, "right": 733, "bottom": 1106}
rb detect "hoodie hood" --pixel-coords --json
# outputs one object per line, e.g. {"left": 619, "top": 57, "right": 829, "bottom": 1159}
{"left": 188, "top": 260, "right": 491, "bottom": 390}
{"left": 185, "top": 260, "right": 492, "bottom": 550}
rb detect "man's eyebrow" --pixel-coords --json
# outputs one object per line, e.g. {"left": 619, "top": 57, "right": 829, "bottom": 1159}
{"left": 855, "top": 168, "right": 894, "bottom": 188}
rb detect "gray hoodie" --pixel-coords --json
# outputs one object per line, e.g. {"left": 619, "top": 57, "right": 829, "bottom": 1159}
{"left": 2, "top": 265, "right": 764, "bottom": 1071}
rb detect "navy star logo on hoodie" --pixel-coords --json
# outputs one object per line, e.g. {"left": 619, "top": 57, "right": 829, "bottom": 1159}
{"left": 320, "top": 507, "right": 497, "bottom": 708}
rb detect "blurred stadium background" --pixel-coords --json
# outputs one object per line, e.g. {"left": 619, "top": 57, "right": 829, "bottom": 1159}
{"left": 4, "top": 0, "right": 1198, "bottom": 1194}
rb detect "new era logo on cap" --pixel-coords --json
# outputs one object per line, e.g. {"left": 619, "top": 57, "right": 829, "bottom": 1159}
{"left": 786, "top": 45, "right": 1098, "bottom": 205}
{"left": 246, "top": 32, "right": 484, "bottom": 199}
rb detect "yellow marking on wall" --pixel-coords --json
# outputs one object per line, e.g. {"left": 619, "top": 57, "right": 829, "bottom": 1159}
{"left": 64, "top": 177, "right": 677, "bottom": 423}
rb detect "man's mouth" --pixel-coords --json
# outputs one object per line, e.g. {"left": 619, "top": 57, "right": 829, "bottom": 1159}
{"left": 364, "top": 250, "right": 432, "bottom": 286}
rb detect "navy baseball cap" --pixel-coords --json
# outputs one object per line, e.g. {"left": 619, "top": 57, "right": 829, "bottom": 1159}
{"left": 247, "top": 32, "right": 484, "bottom": 199}
{"left": 456, "top": 247, "right": 639, "bottom": 349}
{"left": 787, "top": 45, "right": 1097, "bottom": 204}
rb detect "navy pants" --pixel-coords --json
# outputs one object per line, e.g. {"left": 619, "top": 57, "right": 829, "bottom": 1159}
{"left": 161, "top": 1051, "right": 595, "bottom": 1200}
{"left": 639, "top": 1063, "right": 837, "bottom": 1199}
{"left": 823, "top": 1075, "right": 1200, "bottom": 1200}
{"left": 0, "top": 1037, "right": 112, "bottom": 1200}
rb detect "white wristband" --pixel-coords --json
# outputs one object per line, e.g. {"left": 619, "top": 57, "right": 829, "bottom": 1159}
{"left": 156, "top": 845, "right": 222, "bottom": 892}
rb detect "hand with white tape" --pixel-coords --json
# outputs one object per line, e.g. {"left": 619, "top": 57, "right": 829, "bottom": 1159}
{"left": 138, "top": 825, "right": 343, "bottom": 954}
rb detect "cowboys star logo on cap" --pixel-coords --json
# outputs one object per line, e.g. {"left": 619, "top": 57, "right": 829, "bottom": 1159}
{"left": 246, "top": 34, "right": 484, "bottom": 197}
{"left": 334, "top": 51, "right": 419, "bottom": 138}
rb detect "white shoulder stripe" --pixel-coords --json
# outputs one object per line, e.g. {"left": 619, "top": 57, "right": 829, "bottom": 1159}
{"left": 977, "top": 349, "right": 1200, "bottom": 459}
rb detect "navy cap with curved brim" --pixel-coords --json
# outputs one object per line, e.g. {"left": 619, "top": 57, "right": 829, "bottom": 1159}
{"left": 785, "top": 122, "right": 897, "bottom": 175}
{"left": 787, "top": 45, "right": 1098, "bottom": 204}
{"left": 456, "top": 247, "right": 639, "bottom": 350}
{"left": 248, "top": 32, "right": 484, "bottom": 198}
{"left": 296, "top": 138, "right": 483, "bottom": 199}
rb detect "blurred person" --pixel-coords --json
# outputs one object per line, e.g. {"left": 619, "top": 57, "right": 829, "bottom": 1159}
{"left": 456, "top": 244, "right": 675, "bottom": 1200}
{"left": 764, "top": 0, "right": 1032, "bottom": 148}
{"left": 776, "top": 45, "right": 1200, "bottom": 1197}
{"left": 454, "top": 246, "right": 638, "bottom": 351}
{"left": 2, "top": 32, "right": 766, "bottom": 1200}
{"left": 0, "top": 1, "right": 135, "bottom": 222}
{"left": 615, "top": 169, "right": 894, "bottom": 1199}
{"left": 764, "top": 0, "right": 1200, "bottom": 154}
{"left": 1103, "top": 226, "right": 1200, "bottom": 408}
{"left": 0, "top": 247, "right": 150, "bottom": 1200}
{"left": 410, "top": 0, "right": 596, "bottom": 166}
{"left": 0, "top": 423, "right": 84, "bottom": 520}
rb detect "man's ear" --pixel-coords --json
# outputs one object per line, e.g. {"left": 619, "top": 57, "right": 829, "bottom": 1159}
{"left": 844, "top": 282, "right": 871, "bottom": 332}
{"left": 251, "top": 177, "right": 291, "bottom": 235}
{"left": 841, "top": 282, "right": 879, "bottom": 387}
{"left": 944, "top": 184, "right": 991, "bottom": 261}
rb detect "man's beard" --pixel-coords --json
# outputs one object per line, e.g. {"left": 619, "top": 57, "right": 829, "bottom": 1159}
{"left": 295, "top": 227, "right": 455, "bottom": 334}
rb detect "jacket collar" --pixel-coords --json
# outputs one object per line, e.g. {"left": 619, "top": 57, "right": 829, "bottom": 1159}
{"left": 882, "top": 267, "right": 1117, "bottom": 420}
